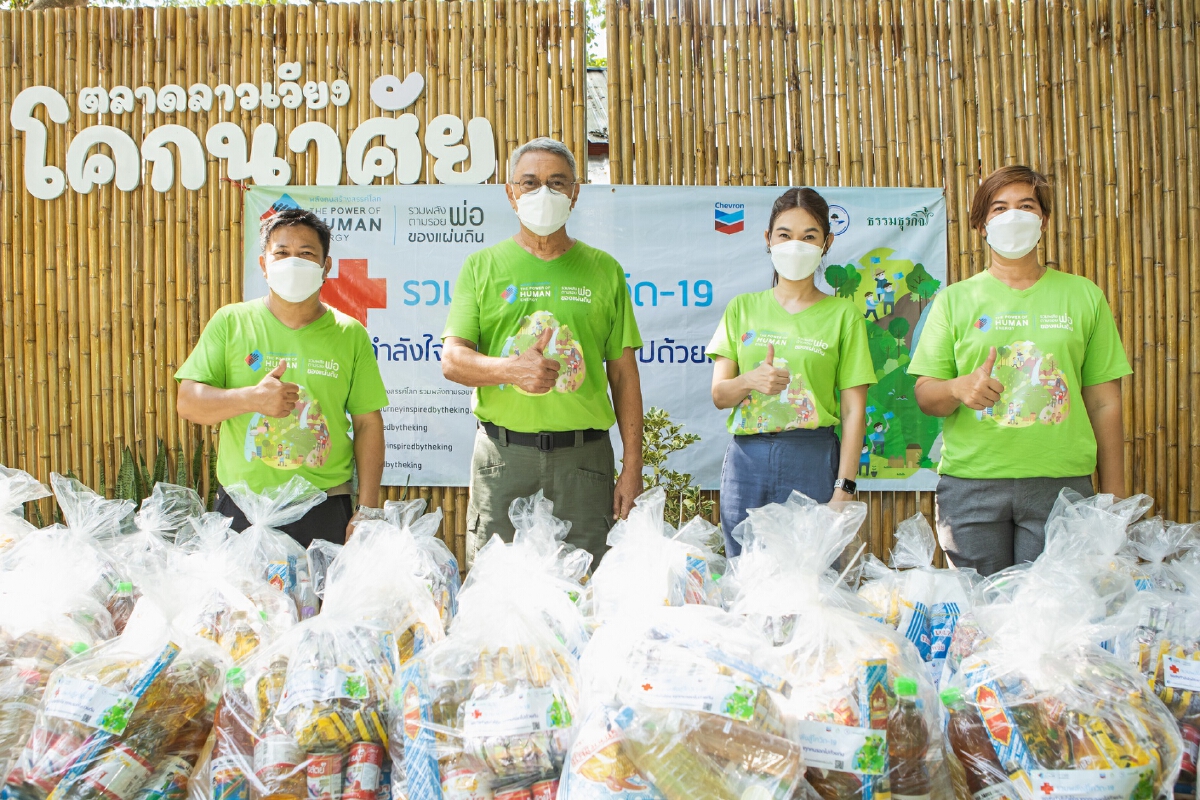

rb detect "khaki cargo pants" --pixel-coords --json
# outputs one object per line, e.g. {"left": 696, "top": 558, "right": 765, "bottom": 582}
{"left": 465, "top": 427, "right": 615, "bottom": 570}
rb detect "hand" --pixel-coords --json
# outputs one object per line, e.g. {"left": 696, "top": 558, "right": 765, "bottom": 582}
{"left": 742, "top": 344, "right": 791, "bottom": 396}
{"left": 831, "top": 488, "right": 855, "bottom": 503}
{"left": 613, "top": 468, "right": 642, "bottom": 521}
{"left": 953, "top": 346, "right": 1004, "bottom": 411}
{"left": 252, "top": 360, "right": 300, "bottom": 418}
{"left": 508, "top": 328, "right": 561, "bottom": 394}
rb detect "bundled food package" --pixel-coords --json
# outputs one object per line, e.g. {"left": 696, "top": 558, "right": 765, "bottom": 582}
{"left": 505, "top": 491, "right": 591, "bottom": 587}
{"left": 381, "top": 500, "right": 460, "bottom": 631}
{"left": 726, "top": 493, "right": 952, "bottom": 800}
{"left": 0, "top": 475, "right": 136, "bottom": 633}
{"left": 582, "top": 489, "right": 724, "bottom": 624}
{"left": 1119, "top": 517, "right": 1198, "bottom": 594}
{"left": 165, "top": 514, "right": 298, "bottom": 664}
{"left": 561, "top": 604, "right": 807, "bottom": 800}
{"left": 305, "top": 541, "right": 343, "bottom": 605}
{"left": 939, "top": 564, "right": 1183, "bottom": 800}
{"left": 102, "top": 484, "right": 205, "bottom": 593}
{"left": 857, "top": 514, "right": 979, "bottom": 688}
{"left": 221, "top": 478, "right": 324, "bottom": 621}
{"left": 320, "top": 516, "right": 445, "bottom": 666}
{"left": 396, "top": 525, "right": 588, "bottom": 799}
{"left": 195, "top": 613, "right": 396, "bottom": 800}
{"left": 2, "top": 595, "right": 227, "bottom": 800}
{"left": 0, "top": 467, "right": 50, "bottom": 553}
{"left": 0, "top": 574, "right": 117, "bottom": 785}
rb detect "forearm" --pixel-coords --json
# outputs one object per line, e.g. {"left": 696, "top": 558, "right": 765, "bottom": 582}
{"left": 353, "top": 414, "right": 385, "bottom": 507}
{"left": 914, "top": 376, "right": 962, "bottom": 417}
{"left": 609, "top": 354, "right": 645, "bottom": 472}
{"left": 838, "top": 398, "right": 867, "bottom": 481}
{"left": 176, "top": 381, "right": 256, "bottom": 425}
{"left": 441, "top": 341, "right": 514, "bottom": 388}
{"left": 712, "top": 375, "right": 753, "bottom": 409}
{"left": 1089, "top": 403, "right": 1125, "bottom": 496}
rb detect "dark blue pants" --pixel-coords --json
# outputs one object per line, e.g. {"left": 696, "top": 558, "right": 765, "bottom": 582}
{"left": 719, "top": 427, "right": 840, "bottom": 557}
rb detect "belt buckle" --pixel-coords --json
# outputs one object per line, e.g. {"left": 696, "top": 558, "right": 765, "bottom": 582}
{"left": 536, "top": 432, "right": 555, "bottom": 452}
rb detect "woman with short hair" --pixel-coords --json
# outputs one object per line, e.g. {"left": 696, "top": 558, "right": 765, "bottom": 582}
{"left": 909, "top": 165, "right": 1131, "bottom": 575}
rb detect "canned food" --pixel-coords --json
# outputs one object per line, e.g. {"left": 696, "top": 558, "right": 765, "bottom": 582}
{"left": 306, "top": 753, "right": 344, "bottom": 800}
{"left": 343, "top": 742, "right": 384, "bottom": 800}
{"left": 493, "top": 789, "right": 532, "bottom": 800}
{"left": 254, "top": 733, "right": 303, "bottom": 784}
{"left": 530, "top": 780, "right": 558, "bottom": 800}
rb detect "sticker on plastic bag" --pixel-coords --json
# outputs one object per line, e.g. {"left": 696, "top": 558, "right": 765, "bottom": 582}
{"left": 632, "top": 674, "right": 758, "bottom": 721}
{"left": 279, "top": 668, "right": 369, "bottom": 714}
{"left": 1163, "top": 656, "right": 1200, "bottom": 691}
{"left": 794, "top": 720, "right": 887, "bottom": 775}
{"left": 44, "top": 676, "right": 137, "bottom": 735}
{"left": 1027, "top": 768, "right": 1152, "bottom": 800}
{"left": 462, "top": 686, "right": 571, "bottom": 738}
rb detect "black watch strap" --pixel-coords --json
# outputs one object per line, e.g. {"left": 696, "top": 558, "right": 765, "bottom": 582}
{"left": 834, "top": 478, "right": 858, "bottom": 494}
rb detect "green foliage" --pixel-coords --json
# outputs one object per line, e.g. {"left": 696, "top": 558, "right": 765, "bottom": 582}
{"left": 636, "top": 407, "right": 715, "bottom": 528}
{"left": 835, "top": 264, "right": 863, "bottom": 299}
{"left": 888, "top": 317, "right": 910, "bottom": 340}
{"left": 585, "top": 0, "right": 607, "bottom": 67}
{"left": 111, "top": 438, "right": 213, "bottom": 506}
{"left": 824, "top": 264, "right": 848, "bottom": 293}
{"left": 905, "top": 263, "right": 941, "bottom": 308}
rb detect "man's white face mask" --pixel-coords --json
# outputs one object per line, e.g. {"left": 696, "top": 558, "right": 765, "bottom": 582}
{"left": 266, "top": 256, "right": 325, "bottom": 303}
{"left": 985, "top": 209, "right": 1043, "bottom": 259}
{"left": 516, "top": 185, "right": 574, "bottom": 237}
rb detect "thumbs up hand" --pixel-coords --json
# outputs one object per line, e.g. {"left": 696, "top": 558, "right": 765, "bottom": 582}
{"left": 508, "top": 327, "right": 562, "bottom": 394}
{"left": 252, "top": 359, "right": 302, "bottom": 418}
{"left": 743, "top": 343, "right": 792, "bottom": 396}
{"left": 954, "top": 346, "right": 1005, "bottom": 410}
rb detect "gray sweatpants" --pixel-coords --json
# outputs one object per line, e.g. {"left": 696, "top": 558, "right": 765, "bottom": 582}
{"left": 934, "top": 475, "right": 1094, "bottom": 576}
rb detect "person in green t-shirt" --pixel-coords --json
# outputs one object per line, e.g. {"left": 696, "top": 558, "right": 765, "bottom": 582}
{"left": 175, "top": 209, "right": 388, "bottom": 547}
{"left": 442, "top": 138, "right": 645, "bottom": 568}
{"left": 910, "top": 165, "right": 1132, "bottom": 576}
{"left": 708, "top": 188, "right": 877, "bottom": 556}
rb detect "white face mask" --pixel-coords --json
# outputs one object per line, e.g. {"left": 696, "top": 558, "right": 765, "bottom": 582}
{"left": 770, "top": 240, "right": 825, "bottom": 281}
{"left": 985, "top": 209, "right": 1043, "bottom": 259}
{"left": 515, "top": 185, "right": 574, "bottom": 236}
{"left": 266, "top": 256, "right": 326, "bottom": 303}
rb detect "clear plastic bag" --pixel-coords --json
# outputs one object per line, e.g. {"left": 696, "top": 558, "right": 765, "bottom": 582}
{"left": 103, "top": 484, "right": 205, "bottom": 593}
{"left": 382, "top": 499, "right": 460, "bottom": 630}
{"left": 221, "top": 478, "right": 324, "bottom": 621}
{"left": 304, "top": 540, "right": 343, "bottom": 604}
{"left": 724, "top": 493, "right": 952, "bottom": 800}
{"left": 940, "top": 564, "right": 1183, "bottom": 800}
{"left": 0, "top": 467, "right": 50, "bottom": 553}
{"left": 1120, "top": 516, "right": 1199, "bottom": 593}
{"left": 396, "top": 530, "right": 586, "bottom": 798}
{"left": 0, "top": 574, "right": 116, "bottom": 785}
{"left": 507, "top": 491, "right": 591, "bottom": 585}
{"left": 857, "top": 514, "right": 979, "bottom": 689}
{"left": 583, "top": 489, "right": 725, "bottom": 625}
{"left": 198, "top": 614, "right": 396, "bottom": 800}
{"left": 2, "top": 597, "right": 226, "bottom": 800}
{"left": 0, "top": 475, "right": 135, "bottom": 634}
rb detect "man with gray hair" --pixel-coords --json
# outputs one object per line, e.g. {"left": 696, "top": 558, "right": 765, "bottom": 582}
{"left": 442, "top": 137, "right": 645, "bottom": 567}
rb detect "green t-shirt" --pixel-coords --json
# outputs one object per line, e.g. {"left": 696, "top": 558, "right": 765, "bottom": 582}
{"left": 908, "top": 268, "right": 1132, "bottom": 479}
{"left": 442, "top": 238, "right": 643, "bottom": 433}
{"left": 707, "top": 291, "right": 877, "bottom": 435}
{"left": 175, "top": 300, "right": 389, "bottom": 493}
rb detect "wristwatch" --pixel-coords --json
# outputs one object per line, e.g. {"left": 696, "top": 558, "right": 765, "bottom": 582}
{"left": 353, "top": 505, "right": 386, "bottom": 521}
{"left": 833, "top": 478, "right": 858, "bottom": 495}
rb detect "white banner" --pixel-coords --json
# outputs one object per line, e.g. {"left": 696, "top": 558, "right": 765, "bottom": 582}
{"left": 245, "top": 185, "right": 947, "bottom": 490}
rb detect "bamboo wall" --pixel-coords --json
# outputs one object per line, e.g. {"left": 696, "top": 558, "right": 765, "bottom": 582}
{"left": 606, "top": 0, "right": 1200, "bottom": 558}
{"left": 1, "top": 1, "right": 1196, "bottom": 565}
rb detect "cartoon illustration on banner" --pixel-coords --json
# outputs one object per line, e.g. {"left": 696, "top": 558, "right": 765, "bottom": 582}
{"left": 244, "top": 185, "right": 947, "bottom": 491}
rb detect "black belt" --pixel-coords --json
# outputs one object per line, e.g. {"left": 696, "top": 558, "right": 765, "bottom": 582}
{"left": 481, "top": 422, "right": 608, "bottom": 452}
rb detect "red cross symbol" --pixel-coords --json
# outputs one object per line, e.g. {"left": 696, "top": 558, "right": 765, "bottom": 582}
{"left": 321, "top": 258, "right": 387, "bottom": 326}
{"left": 471, "top": 709, "right": 482, "bottom": 719}
{"left": 1040, "top": 783, "right": 1054, "bottom": 795}
{"left": 1170, "top": 664, "right": 1181, "bottom": 674}
{"left": 641, "top": 683, "right": 653, "bottom": 691}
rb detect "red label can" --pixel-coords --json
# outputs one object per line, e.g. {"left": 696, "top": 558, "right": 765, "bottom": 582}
{"left": 343, "top": 742, "right": 384, "bottom": 800}
{"left": 1181, "top": 723, "right": 1199, "bottom": 778}
{"left": 306, "top": 753, "right": 344, "bottom": 800}
{"left": 531, "top": 780, "right": 558, "bottom": 800}
{"left": 493, "top": 790, "right": 532, "bottom": 800}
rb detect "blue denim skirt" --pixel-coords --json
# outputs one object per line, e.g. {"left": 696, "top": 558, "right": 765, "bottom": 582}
{"left": 719, "top": 427, "right": 840, "bottom": 557}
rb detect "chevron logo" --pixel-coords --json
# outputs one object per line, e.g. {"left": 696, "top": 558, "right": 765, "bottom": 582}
{"left": 714, "top": 203, "right": 745, "bottom": 235}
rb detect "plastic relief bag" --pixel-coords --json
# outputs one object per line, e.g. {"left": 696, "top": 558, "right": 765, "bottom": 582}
{"left": 3, "top": 597, "right": 226, "bottom": 800}
{"left": 221, "top": 478, "right": 324, "bottom": 621}
{"left": 0, "top": 467, "right": 50, "bottom": 553}
{"left": 383, "top": 499, "right": 461, "bottom": 631}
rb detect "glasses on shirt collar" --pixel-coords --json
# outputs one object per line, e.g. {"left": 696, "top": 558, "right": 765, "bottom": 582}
{"left": 511, "top": 178, "right": 576, "bottom": 194}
